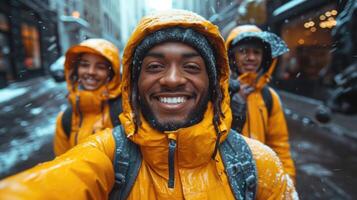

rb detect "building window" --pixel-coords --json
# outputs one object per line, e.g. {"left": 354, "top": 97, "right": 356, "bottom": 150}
{"left": 0, "top": 13, "right": 9, "bottom": 31}
{"left": 0, "top": 33, "right": 11, "bottom": 80}
{"left": 276, "top": 4, "right": 338, "bottom": 99}
{"left": 0, "top": 12, "right": 12, "bottom": 80}
{"left": 21, "top": 23, "right": 41, "bottom": 70}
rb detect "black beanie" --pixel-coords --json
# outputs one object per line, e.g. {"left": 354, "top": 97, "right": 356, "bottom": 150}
{"left": 131, "top": 27, "right": 217, "bottom": 89}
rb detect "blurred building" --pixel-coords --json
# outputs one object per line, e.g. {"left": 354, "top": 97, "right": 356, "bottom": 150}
{"left": 209, "top": 0, "right": 268, "bottom": 37}
{"left": 266, "top": 0, "right": 348, "bottom": 100}
{"left": 49, "top": 0, "right": 122, "bottom": 54}
{"left": 0, "top": 0, "right": 61, "bottom": 88}
{"left": 101, "top": 0, "right": 122, "bottom": 48}
{"left": 49, "top": 0, "right": 89, "bottom": 55}
{"left": 172, "top": 0, "right": 236, "bottom": 19}
{"left": 118, "top": 0, "right": 146, "bottom": 50}
{"left": 208, "top": 0, "right": 349, "bottom": 101}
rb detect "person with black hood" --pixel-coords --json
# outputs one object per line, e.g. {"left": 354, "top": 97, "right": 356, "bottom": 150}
{"left": 226, "top": 25, "right": 296, "bottom": 181}
{"left": 0, "top": 10, "right": 298, "bottom": 199}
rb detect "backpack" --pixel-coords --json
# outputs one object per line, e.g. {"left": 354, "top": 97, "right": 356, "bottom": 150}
{"left": 261, "top": 86, "right": 273, "bottom": 116}
{"left": 61, "top": 97, "right": 122, "bottom": 138}
{"left": 109, "top": 126, "right": 257, "bottom": 200}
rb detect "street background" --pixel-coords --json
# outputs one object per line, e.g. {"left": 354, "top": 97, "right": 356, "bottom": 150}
{"left": 1, "top": 0, "right": 357, "bottom": 199}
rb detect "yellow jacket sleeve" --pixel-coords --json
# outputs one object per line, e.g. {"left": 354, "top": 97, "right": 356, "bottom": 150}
{"left": 266, "top": 88, "right": 296, "bottom": 181}
{"left": 0, "top": 129, "right": 116, "bottom": 200}
{"left": 53, "top": 112, "right": 71, "bottom": 156}
{"left": 246, "top": 138, "right": 298, "bottom": 200}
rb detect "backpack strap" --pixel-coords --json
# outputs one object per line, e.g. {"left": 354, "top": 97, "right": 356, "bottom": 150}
{"left": 61, "top": 97, "right": 122, "bottom": 139}
{"left": 219, "top": 129, "right": 257, "bottom": 200}
{"left": 108, "top": 97, "right": 122, "bottom": 126}
{"left": 61, "top": 104, "right": 72, "bottom": 138}
{"left": 261, "top": 86, "right": 273, "bottom": 116}
{"left": 109, "top": 126, "right": 142, "bottom": 200}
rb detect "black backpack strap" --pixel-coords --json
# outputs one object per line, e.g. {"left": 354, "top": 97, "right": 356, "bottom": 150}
{"left": 219, "top": 129, "right": 257, "bottom": 200}
{"left": 108, "top": 97, "right": 122, "bottom": 126}
{"left": 109, "top": 126, "right": 142, "bottom": 200}
{"left": 61, "top": 104, "right": 72, "bottom": 138}
{"left": 261, "top": 86, "right": 273, "bottom": 116}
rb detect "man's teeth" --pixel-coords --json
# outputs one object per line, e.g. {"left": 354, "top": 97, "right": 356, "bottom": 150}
{"left": 85, "top": 77, "right": 97, "bottom": 83}
{"left": 159, "top": 97, "right": 186, "bottom": 104}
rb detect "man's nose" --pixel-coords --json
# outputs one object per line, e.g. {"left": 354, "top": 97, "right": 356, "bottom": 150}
{"left": 88, "top": 65, "right": 96, "bottom": 74}
{"left": 160, "top": 65, "right": 186, "bottom": 88}
{"left": 246, "top": 51, "right": 256, "bottom": 60}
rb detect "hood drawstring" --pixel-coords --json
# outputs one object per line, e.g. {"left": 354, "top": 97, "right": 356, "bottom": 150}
{"left": 100, "top": 101, "right": 105, "bottom": 129}
{"left": 101, "top": 83, "right": 110, "bottom": 129}
{"left": 74, "top": 87, "right": 82, "bottom": 145}
{"left": 166, "top": 131, "right": 177, "bottom": 188}
{"left": 75, "top": 85, "right": 83, "bottom": 127}
{"left": 211, "top": 121, "right": 222, "bottom": 160}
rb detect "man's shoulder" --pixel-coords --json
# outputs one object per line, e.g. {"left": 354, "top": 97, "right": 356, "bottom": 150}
{"left": 266, "top": 86, "right": 282, "bottom": 102}
{"left": 243, "top": 136, "right": 298, "bottom": 198}
{"left": 78, "top": 128, "right": 116, "bottom": 160}
{"left": 243, "top": 136, "right": 283, "bottom": 171}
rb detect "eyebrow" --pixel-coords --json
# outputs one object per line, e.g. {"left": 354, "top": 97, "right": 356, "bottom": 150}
{"left": 182, "top": 52, "right": 200, "bottom": 58}
{"left": 144, "top": 51, "right": 201, "bottom": 59}
{"left": 144, "top": 52, "right": 165, "bottom": 59}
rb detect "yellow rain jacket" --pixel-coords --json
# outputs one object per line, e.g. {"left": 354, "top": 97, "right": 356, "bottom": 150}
{"left": 0, "top": 10, "right": 297, "bottom": 200}
{"left": 54, "top": 39, "right": 122, "bottom": 156}
{"left": 226, "top": 25, "right": 296, "bottom": 181}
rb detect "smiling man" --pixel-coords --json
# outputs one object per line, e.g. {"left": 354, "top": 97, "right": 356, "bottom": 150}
{"left": 0, "top": 10, "right": 298, "bottom": 200}
{"left": 226, "top": 25, "right": 296, "bottom": 182}
{"left": 137, "top": 41, "right": 210, "bottom": 131}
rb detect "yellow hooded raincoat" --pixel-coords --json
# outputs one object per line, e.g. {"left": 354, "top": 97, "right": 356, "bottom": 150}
{"left": 226, "top": 25, "right": 296, "bottom": 181}
{"left": 0, "top": 10, "right": 297, "bottom": 200}
{"left": 53, "top": 39, "right": 122, "bottom": 156}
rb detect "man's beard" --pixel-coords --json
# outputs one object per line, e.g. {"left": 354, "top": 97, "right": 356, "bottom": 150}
{"left": 139, "top": 94, "right": 210, "bottom": 132}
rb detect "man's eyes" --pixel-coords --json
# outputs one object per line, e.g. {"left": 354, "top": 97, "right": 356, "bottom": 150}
{"left": 146, "top": 63, "right": 164, "bottom": 71}
{"left": 78, "top": 62, "right": 109, "bottom": 70}
{"left": 238, "top": 48, "right": 262, "bottom": 55}
{"left": 144, "top": 62, "right": 202, "bottom": 73}
{"left": 79, "top": 62, "right": 90, "bottom": 67}
{"left": 96, "top": 64, "right": 108, "bottom": 70}
{"left": 253, "top": 50, "right": 263, "bottom": 54}
{"left": 184, "top": 64, "right": 201, "bottom": 72}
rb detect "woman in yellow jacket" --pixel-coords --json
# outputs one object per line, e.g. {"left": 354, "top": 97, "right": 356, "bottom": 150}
{"left": 226, "top": 25, "right": 296, "bottom": 181}
{"left": 0, "top": 10, "right": 297, "bottom": 200}
{"left": 54, "top": 38, "right": 122, "bottom": 155}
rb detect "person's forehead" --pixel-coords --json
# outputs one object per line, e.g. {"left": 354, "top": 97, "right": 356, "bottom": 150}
{"left": 148, "top": 42, "right": 197, "bottom": 51}
{"left": 79, "top": 53, "right": 110, "bottom": 64}
{"left": 145, "top": 42, "right": 202, "bottom": 57}
{"left": 234, "top": 38, "right": 264, "bottom": 50}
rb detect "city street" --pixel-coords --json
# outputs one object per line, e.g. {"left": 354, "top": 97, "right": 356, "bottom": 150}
{"left": 0, "top": 76, "right": 356, "bottom": 199}
{"left": 0, "top": 76, "right": 67, "bottom": 178}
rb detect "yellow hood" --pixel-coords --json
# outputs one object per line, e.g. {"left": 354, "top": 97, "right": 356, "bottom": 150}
{"left": 226, "top": 25, "right": 277, "bottom": 90}
{"left": 64, "top": 38, "right": 121, "bottom": 100}
{"left": 119, "top": 9, "right": 232, "bottom": 171}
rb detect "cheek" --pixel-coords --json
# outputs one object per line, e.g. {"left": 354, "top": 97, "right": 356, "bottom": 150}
{"left": 97, "top": 70, "right": 109, "bottom": 80}
{"left": 236, "top": 56, "right": 244, "bottom": 65}
{"left": 194, "top": 77, "right": 209, "bottom": 95}
{"left": 137, "top": 78, "right": 151, "bottom": 97}
{"left": 77, "top": 68, "right": 85, "bottom": 77}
